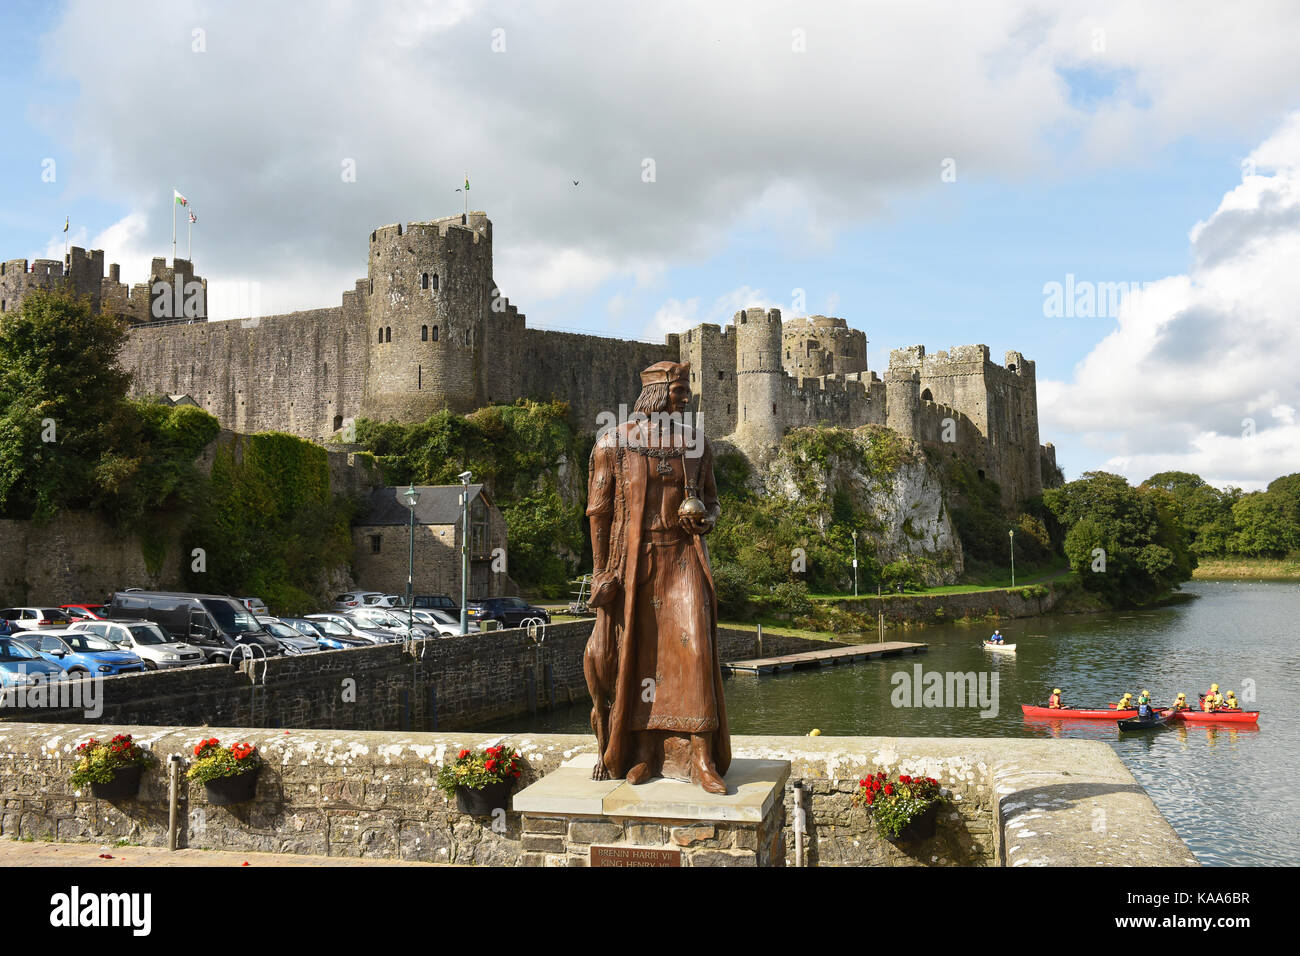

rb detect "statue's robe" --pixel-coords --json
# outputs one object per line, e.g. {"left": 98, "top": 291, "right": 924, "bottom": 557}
{"left": 585, "top": 420, "right": 731, "bottom": 778}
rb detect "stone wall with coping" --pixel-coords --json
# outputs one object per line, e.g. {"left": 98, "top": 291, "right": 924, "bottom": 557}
{"left": 0, "top": 725, "right": 1197, "bottom": 867}
{"left": 0, "top": 622, "right": 823, "bottom": 733}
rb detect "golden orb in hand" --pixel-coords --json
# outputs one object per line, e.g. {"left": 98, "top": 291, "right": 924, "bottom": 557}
{"left": 677, "top": 496, "right": 707, "bottom": 519}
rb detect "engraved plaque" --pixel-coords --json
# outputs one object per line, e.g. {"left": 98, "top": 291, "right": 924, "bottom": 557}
{"left": 590, "top": 845, "right": 683, "bottom": 867}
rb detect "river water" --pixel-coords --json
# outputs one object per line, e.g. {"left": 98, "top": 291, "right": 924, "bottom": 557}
{"left": 494, "top": 580, "right": 1299, "bottom": 866}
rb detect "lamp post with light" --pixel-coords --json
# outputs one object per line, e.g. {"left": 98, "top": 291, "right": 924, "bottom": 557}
{"left": 852, "top": 530, "right": 859, "bottom": 598}
{"left": 403, "top": 483, "right": 420, "bottom": 635}
{"left": 458, "top": 471, "right": 472, "bottom": 636}
{"left": 1009, "top": 528, "right": 1016, "bottom": 588}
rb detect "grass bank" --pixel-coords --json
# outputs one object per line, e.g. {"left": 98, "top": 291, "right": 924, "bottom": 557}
{"left": 1192, "top": 556, "right": 1300, "bottom": 580}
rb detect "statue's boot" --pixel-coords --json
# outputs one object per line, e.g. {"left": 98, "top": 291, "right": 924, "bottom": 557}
{"left": 691, "top": 733, "right": 727, "bottom": 794}
{"left": 626, "top": 732, "right": 657, "bottom": 785}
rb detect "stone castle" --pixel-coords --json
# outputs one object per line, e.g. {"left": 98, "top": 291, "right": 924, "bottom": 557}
{"left": 1, "top": 211, "right": 1056, "bottom": 505}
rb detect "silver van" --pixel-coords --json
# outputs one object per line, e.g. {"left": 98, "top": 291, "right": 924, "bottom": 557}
{"left": 69, "top": 619, "right": 206, "bottom": 670}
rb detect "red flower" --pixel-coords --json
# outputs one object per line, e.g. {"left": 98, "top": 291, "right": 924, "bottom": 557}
{"left": 512, "top": 769, "right": 521, "bottom": 778}
{"left": 231, "top": 743, "right": 254, "bottom": 761}
{"left": 458, "top": 749, "right": 469, "bottom": 759}
{"left": 486, "top": 759, "right": 498, "bottom": 772}
{"left": 900, "top": 775, "right": 912, "bottom": 784}
{"left": 883, "top": 784, "right": 894, "bottom": 796}
{"left": 864, "top": 794, "right": 874, "bottom": 805}
{"left": 928, "top": 777, "right": 938, "bottom": 786}
{"left": 193, "top": 743, "right": 205, "bottom": 757}
{"left": 859, "top": 779, "right": 868, "bottom": 788}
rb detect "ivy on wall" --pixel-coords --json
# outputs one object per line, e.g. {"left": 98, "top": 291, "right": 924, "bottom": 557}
{"left": 182, "top": 432, "right": 355, "bottom": 615}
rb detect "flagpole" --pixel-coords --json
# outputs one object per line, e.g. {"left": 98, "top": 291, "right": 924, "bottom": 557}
{"left": 187, "top": 215, "right": 192, "bottom": 261}
{"left": 172, "top": 189, "right": 177, "bottom": 262}
{"left": 464, "top": 171, "right": 468, "bottom": 218}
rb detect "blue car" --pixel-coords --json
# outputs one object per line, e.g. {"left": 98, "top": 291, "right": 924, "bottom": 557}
{"left": 14, "top": 629, "right": 146, "bottom": 677}
{"left": 0, "top": 636, "right": 66, "bottom": 691}
{"left": 281, "top": 617, "right": 369, "bottom": 650}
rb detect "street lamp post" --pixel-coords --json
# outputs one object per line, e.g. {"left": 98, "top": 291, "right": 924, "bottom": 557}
{"left": 403, "top": 483, "right": 420, "bottom": 636}
{"left": 1009, "top": 528, "right": 1016, "bottom": 588}
{"left": 459, "top": 471, "right": 472, "bottom": 636}
{"left": 851, "top": 531, "right": 859, "bottom": 598}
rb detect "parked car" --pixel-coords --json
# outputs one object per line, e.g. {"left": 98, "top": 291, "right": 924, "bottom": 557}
{"left": 304, "top": 613, "right": 394, "bottom": 644}
{"left": 345, "top": 607, "right": 428, "bottom": 640}
{"left": 68, "top": 619, "right": 206, "bottom": 670}
{"left": 104, "top": 591, "right": 283, "bottom": 663}
{"left": 61, "top": 604, "right": 110, "bottom": 622}
{"left": 409, "top": 608, "right": 478, "bottom": 636}
{"left": 280, "top": 617, "right": 370, "bottom": 650}
{"left": 332, "top": 591, "right": 386, "bottom": 610}
{"left": 240, "top": 597, "right": 270, "bottom": 615}
{"left": 256, "top": 617, "right": 321, "bottom": 655}
{"left": 371, "top": 594, "right": 407, "bottom": 609}
{"left": 0, "top": 607, "right": 75, "bottom": 631}
{"left": 466, "top": 597, "right": 552, "bottom": 629}
{"left": 412, "top": 594, "right": 459, "bottom": 613}
{"left": 0, "top": 637, "right": 67, "bottom": 690}
{"left": 13, "top": 630, "right": 146, "bottom": 677}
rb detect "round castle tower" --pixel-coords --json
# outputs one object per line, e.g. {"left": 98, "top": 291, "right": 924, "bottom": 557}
{"left": 732, "top": 307, "right": 785, "bottom": 457}
{"left": 360, "top": 212, "right": 493, "bottom": 422}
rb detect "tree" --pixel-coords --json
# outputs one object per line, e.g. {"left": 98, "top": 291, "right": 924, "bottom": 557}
{"left": 1230, "top": 492, "right": 1299, "bottom": 557}
{"left": 0, "top": 290, "right": 131, "bottom": 519}
{"left": 1045, "top": 471, "right": 1194, "bottom": 606}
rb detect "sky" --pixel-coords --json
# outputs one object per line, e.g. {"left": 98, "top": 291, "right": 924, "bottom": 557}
{"left": 2, "top": 0, "right": 1299, "bottom": 489}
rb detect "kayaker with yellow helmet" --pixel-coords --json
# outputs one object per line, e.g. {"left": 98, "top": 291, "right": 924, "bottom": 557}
{"left": 1202, "top": 684, "right": 1222, "bottom": 711}
{"left": 1136, "top": 690, "right": 1153, "bottom": 718}
{"left": 1223, "top": 690, "right": 1240, "bottom": 710}
{"left": 1048, "top": 688, "right": 1063, "bottom": 709}
{"left": 1117, "top": 692, "right": 1134, "bottom": 712}
{"left": 1171, "top": 693, "right": 1189, "bottom": 712}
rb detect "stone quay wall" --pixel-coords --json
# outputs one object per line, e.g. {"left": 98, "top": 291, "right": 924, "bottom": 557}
{"left": 826, "top": 580, "right": 1069, "bottom": 627}
{"left": 0, "top": 725, "right": 1197, "bottom": 867}
{"left": 0, "top": 623, "right": 822, "bottom": 733}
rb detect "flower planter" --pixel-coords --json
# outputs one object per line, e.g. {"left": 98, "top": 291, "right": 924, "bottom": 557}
{"left": 880, "top": 802, "right": 940, "bottom": 844}
{"left": 455, "top": 779, "right": 514, "bottom": 815}
{"left": 90, "top": 764, "right": 143, "bottom": 801}
{"left": 203, "top": 768, "right": 260, "bottom": 806}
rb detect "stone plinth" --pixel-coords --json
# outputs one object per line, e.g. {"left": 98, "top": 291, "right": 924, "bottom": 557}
{"left": 513, "top": 754, "right": 790, "bottom": 867}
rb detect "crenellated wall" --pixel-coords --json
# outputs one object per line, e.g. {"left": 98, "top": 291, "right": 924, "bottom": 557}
{"left": 2, "top": 212, "right": 1050, "bottom": 508}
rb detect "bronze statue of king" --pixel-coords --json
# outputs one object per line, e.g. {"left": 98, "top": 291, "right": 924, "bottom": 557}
{"left": 583, "top": 360, "right": 731, "bottom": 793}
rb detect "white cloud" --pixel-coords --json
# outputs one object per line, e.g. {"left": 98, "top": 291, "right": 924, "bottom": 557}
{"left": 32, "top": 1, "right": 1300, "bottom": 329}
{"left": 642, "top": 285, "right": 777, "bottom": 341}
{"left": 1040, "top": 111, "right": 1300, "bottom": 489}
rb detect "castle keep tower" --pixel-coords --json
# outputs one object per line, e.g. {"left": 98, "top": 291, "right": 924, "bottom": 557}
{"left": 361, "top": 212, "right": 494, "bottom": 422}
{"left": 733, "top": 307, "right": 785, "bottom": 459}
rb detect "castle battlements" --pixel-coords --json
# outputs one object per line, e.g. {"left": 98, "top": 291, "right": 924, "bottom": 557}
{"left": 2, "top": 209, "right": 1051, "bottom": 506}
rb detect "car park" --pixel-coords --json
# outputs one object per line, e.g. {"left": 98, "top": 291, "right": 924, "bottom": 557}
{"left": 332, "top": 591, "right": 386, "bottom": 610}
{"left": 68, "top": 619, "right": 206, "bottom": 670}
{"left": 0, "top": 607, "right": 75, "bottom": 631}
{"left": 0, "top": 637, "right": 66, "bottom": 690}
{"left": 465, "top": 597, "right": 552, "bottom": 629}
{"left": 281, "top": 617, "right": 370, "bottom": 650}
{"left": 13, "top": 630, "right": 146, "bottom": 676}
{"left": 256, "top": 617, "right": 321, "bottom": 655}
{"left": 305, "top": 613, "right": 394, "bottom": 644}
{"left": 105, "top": 591, "right": 283, "bottom": 663}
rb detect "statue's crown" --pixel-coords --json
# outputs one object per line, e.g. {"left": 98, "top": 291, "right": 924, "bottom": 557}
{"left": 640, "top": 361, "right": 690, "bottom": 387}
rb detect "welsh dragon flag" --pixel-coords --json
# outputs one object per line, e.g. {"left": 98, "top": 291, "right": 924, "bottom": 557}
{"left": 174, "top": 189, "right": 188, "bottom": 206}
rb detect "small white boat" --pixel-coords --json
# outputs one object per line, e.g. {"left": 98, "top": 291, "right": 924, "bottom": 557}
{"left": 982, "top": 641, "right": 1017, "bottom": 653}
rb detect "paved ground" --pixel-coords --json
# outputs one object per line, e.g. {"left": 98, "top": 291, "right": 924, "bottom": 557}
{"left": 0, "top": 839, "right": 440, "bottom": 867}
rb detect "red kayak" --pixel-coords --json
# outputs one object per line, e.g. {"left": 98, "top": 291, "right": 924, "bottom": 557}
{"left": 1022, "top": 704, "right": 1140, "bottom": 720}
{"left": 1166, "top": 708, "right": 1260, "bottom": 724}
